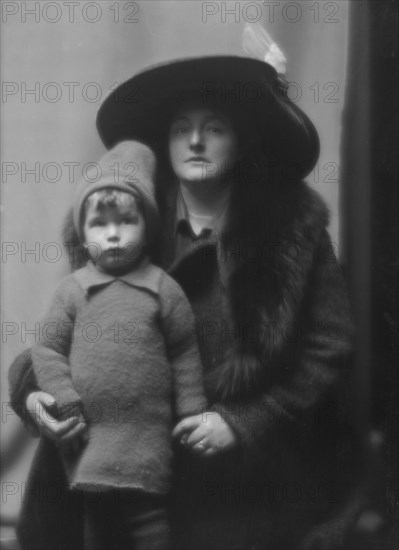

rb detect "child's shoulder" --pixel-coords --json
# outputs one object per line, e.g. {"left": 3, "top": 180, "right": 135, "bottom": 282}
{"left": 54, "top": 271, "right": 84, "bottom": 293}
{"left": 45, "top": 271, "right": 85, "bottom": 312}
{"left": 142, "top": 262, "right": 174, "bottom": 289}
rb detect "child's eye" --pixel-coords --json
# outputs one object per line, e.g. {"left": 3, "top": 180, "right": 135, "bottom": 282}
{"left": 90, "top": 219, "right": 105, "bottom": 227}
{"left": 121, "top": 217, "right": 137, "bottom": 224}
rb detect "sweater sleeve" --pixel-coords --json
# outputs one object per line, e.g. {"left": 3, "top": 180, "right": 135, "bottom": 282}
{"left": 216, "top": 230, "right": 354, "bottom": 453}
{"left": 158, "top": 273, "right": 207, "bottom": 419}
{"left": 31, "top": 276, "right": 83, "bottom": 418}
{"left": 8, "top": 348, "right": 40, "bottom": 432}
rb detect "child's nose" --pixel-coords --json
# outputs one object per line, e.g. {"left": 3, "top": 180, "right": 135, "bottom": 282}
{"left": 107, "top": 224, "right": 120, "bottom": 241}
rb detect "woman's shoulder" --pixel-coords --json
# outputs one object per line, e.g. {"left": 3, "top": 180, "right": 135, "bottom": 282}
{"left": 294, "top": 180, "right": 330, "bottom": 237}
{"left": 278, "top": 180, "right": 332, "bottom": 264}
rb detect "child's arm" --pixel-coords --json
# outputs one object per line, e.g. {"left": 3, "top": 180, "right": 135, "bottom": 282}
{"left": 158, "top": 273, "right": 207, "bottom": 419}
{"left": 159, "top": 273, "right": 238, "bottom": 455}
{"left": 32, "top": 276, "right": 84, "bottom": 421}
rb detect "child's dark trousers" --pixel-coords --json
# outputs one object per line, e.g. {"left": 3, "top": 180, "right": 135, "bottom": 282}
{"left": 82, "top": 489, "right": 170, "bottom": 550}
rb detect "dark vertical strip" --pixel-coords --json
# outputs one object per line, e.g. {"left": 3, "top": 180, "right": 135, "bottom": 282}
{"left": 368, "top": 0, "right": 399, "bottom": 530}
{"left": 340, "top": 1, "right": 372, "bottom": 441}
{"left": 341, "top": 0, "right": 399, "bottom": 528}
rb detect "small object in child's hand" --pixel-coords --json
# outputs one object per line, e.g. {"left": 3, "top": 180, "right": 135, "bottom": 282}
{"left": 60, "top": 425, "right": 88, "bottom": 455}
{"left": 56, "top": 402, "right": 83, "bottom": 422}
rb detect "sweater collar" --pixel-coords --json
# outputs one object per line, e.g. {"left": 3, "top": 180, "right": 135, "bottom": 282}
{"left": 73, "top": 257, "right": 161, "bottom": 295}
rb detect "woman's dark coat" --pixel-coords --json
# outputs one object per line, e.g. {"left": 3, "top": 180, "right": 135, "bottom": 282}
{"left": 9, "top": 178, "right": 358, "bottom": 550}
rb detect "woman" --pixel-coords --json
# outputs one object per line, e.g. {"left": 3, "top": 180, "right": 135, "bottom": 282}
{"left": 9, "top": 56, "right": 359, "bottom": 550}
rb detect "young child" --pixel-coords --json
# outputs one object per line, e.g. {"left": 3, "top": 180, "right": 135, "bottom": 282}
{"left": 31, "top": 141, "right": 207, "bottom": 550}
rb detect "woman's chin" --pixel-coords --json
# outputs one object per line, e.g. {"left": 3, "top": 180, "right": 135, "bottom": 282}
{"left": 182, "top": 169, "right": 208, "bottom": 184}
{"left": 181, "top": 173, "right": 224, "bottom": 190}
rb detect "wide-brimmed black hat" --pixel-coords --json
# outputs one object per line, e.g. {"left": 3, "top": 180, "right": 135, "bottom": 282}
{"left": 96, "top": 56, "right": 319, "bottom": 178}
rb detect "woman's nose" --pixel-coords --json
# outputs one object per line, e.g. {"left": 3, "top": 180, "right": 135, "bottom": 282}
{"left": 189, "top": 128, "right": 204, "bottom": 149}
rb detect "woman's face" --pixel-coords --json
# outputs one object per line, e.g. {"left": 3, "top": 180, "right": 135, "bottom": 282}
{"left": 168, "top": 106, "right": 239, "bottom": 187}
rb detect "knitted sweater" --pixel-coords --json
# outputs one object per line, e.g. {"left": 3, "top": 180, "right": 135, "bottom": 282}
{"left": 31, "top": 259, "right": 206, "bottom": 494}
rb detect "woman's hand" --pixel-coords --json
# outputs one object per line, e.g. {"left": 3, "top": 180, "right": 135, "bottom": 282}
{"left": 26, "top": 391, "right": 87, "bottom": 445}
{"left": 172, "top": 412, "right": 237, "bottom": 456}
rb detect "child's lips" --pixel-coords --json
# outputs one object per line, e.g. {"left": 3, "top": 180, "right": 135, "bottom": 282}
{"left": 101, "top": 248, "right": 119, "bottom": 257}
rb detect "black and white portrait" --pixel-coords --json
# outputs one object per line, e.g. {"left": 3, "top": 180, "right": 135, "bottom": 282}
{"left": 1, "top": 2, "right": 398, "bottom": 549}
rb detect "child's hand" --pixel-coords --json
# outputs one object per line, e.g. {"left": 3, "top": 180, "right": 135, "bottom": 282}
{"left": 173, "top": 412, "right": 237, "bottom": 456}
{"left": 55, "top": 402, "right": 89, "bottom": 454}
{"left": 59, "top": 417, "right": 88, "bottom": 455}
{"left": 26, "top": 391, "right": 87, "bottom": 443}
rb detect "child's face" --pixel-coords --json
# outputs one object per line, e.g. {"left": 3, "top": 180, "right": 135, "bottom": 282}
{"left": 83, "top": 198, "right": 146, "bottom": 272}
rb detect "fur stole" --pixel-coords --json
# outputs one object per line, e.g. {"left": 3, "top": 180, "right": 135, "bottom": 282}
{"left": 212, "top": 179, "right": 331, "bottom": 400}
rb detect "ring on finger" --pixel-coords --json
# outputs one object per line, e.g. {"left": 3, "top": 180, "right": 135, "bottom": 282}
{"left": 196, "top": 439, "right": 206, "bottom": 450}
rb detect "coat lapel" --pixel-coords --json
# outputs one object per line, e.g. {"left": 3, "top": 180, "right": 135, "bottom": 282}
{"left": 156, "top": 181, "right": 224, "bottom": 285}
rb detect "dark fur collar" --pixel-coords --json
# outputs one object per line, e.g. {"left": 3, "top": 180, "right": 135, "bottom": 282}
{"left": 211, "top": 180, "right": 330, "bottom": 400}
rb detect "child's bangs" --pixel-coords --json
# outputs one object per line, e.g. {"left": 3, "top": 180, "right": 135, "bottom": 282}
{"left": 87, "top": 189, "right": 140, "bottom": 212}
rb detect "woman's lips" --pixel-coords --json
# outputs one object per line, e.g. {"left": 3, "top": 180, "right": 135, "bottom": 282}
{"left": 185, "top": 157, "right": 208, "bottom": 163}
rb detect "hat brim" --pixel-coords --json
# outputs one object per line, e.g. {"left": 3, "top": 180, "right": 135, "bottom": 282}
{"left": 96, "top": 56, "right": 319, "bottom": 178}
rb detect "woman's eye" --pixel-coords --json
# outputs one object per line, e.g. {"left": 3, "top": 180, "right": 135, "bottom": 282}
{"left": 171, "top": 124, "right": 189, "bottom": 135}
{"left": 90, "top": 219, "right": 105, "bottom": 227}
{"left": 206, "top": 125, "right": 223, "bottom": 134}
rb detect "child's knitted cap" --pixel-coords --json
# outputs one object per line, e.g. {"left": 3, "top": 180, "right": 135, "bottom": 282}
{"left": 73, "top": 141, "right": 159, "bottom": 243}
